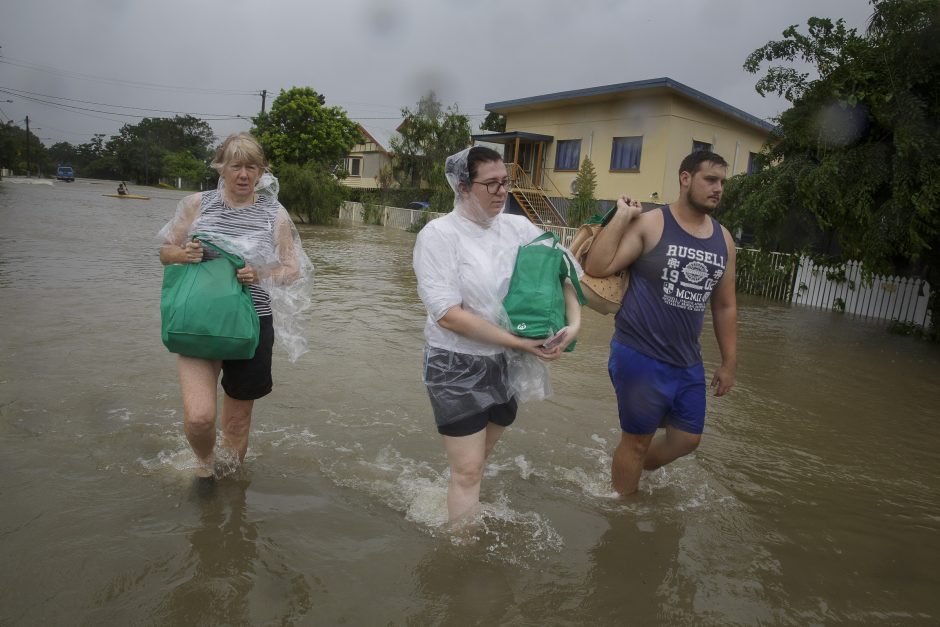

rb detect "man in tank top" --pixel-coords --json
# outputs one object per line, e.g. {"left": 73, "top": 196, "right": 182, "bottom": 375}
{"left": 585, "top": 151, "right": 738, "bottom": 496}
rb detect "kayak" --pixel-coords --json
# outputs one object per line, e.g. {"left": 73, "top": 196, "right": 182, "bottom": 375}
{"left": 103, "top": 193, "right": 150, "bottom": 200}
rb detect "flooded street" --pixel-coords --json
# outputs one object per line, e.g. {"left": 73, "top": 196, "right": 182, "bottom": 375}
{"left": 2, "top": 178, "right": 939, "bottom": 625}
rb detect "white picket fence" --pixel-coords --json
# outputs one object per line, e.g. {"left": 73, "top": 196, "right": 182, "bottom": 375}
{"left": 792, "top": 257, "right": 932, "bottom": 327}
{"left": 339, "top": 201, "right": 446, "bottom": 228}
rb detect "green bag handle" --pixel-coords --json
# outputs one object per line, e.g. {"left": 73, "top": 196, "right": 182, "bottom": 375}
{"left": 523, "top": 232, "right": 587, "bottom": 306}
{"left": 523, "top": 231, "right": 559, "bottom": 248}
{"left": 563, "top": 250, "right": 587, "bottom": 306}
{"left": 191, "top": 232, "right": 246, "bottom": 269}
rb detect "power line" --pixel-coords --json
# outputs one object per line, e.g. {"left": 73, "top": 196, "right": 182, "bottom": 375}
{"left": 0, "top": 88, "right": 247, "bottom": 122}
{"left": 0, "top": 56, "right": 258, "bottom": 96}
{"left": 0, "top": 86, "right": 252, "bottom": 118}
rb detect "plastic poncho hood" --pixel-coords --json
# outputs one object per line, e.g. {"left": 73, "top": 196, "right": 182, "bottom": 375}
{"left": 445, "top": 147, "right": 503, "bottom": 228}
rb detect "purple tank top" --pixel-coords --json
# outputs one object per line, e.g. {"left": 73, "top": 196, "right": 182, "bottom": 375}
{"left": 613, "top": 206, "right": 729, "bottom": 367}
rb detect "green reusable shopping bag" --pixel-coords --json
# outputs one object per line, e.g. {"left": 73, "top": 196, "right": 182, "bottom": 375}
{"left": 160, "top": 236, "right": 260, "bottom": 360}
{"left": 503, "top": 232, "right": 586, "bottom": 352}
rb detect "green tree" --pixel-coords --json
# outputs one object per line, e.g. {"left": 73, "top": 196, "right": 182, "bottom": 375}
{"left": 48, "top": 142, "right": 79, "bottom": 167}
{"left": 480, "top": 111, "right": 506, "bottom": 133}
{"left": 723, "top": 0, "right": 940, "bottom": 325}
{"left": 390, "top": 91, "right": 471, "bottom": 189}
{"left": 375, "top": 163, "right": 395, "bottom": 205}
{"left": 275, "top": 163, "right": 346, "bottom": 224}
{"left": 109, "top": 115, "right": 214, "bottom": 184}
{"left": 251, "top": 87, "right": 361, "bottom": 170}
{"left": 0, "top": 122, "right": 18, "bottom": 173}
{"left": 163, "top": 151, "right": 209, "bottom": 188}
{"left": 78, "top": 134, "right": 120, "bottom": 179}
{"left": 251, "top": 87, "right": 360, "bottom": 224}
{"left": 0, "top": 122, "right": 49, "bottom": 175}
{"left": 569, "top": 156, "right": 598, "bottom": 226}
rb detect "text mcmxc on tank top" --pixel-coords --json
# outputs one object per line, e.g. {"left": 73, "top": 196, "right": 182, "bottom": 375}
{"left": 613, "top": 206, "right": 728, "bottom": 368}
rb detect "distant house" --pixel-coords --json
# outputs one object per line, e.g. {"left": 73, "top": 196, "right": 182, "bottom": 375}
{"left": 472, "top": 77, "right": 774, "bottom": 225}
{"left": 341, "top": 123, "right": 397, "bottom": 189}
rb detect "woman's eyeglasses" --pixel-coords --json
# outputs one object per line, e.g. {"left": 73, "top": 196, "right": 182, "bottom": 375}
{"left": 472, "top": 179, "right": 513, "bottom": 194}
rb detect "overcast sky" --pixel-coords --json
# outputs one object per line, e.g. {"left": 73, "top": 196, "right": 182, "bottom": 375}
{"left": 1, "top": 0, "right": 875, "bottom": 148}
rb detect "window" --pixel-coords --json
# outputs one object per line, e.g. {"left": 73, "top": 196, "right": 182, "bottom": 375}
{"left": 554, "top": 139, "right": 581, "bottom": 171}
{"left": 345, "top": 157, "right": 362, "bottom": 177}
{"left": 610, "top": 136, "right": 643, "bottom": 171}
{"left": 692, "top": 140, "right": 712, "bottom": 153}
{"left": 747, "top": 152, "right": 759, "bottom": 175}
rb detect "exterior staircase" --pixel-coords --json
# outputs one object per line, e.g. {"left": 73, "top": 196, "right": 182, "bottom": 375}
{"left": 507, "top": 163, "right": 568, "bottom": 226}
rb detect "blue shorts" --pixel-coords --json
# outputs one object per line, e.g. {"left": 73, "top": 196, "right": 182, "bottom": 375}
{"left": 607, "top": 341, "right": 706, "bottom": 435}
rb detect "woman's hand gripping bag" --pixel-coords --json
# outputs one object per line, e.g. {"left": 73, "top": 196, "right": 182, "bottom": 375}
{"left": 161, "top": 237, "right": 260, "bottom": 360}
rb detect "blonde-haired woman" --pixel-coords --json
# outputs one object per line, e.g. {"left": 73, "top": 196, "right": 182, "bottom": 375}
{"left": 159, "top": 132, "right": 311, "bottom": 486}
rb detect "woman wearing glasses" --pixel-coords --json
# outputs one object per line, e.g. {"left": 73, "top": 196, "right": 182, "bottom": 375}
{"left": 413, "top": 146, "right": 582, "bottom": 525}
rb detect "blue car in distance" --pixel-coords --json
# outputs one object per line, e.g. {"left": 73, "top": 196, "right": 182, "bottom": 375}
{"left": 56, "top": 166, "right": 75, "bottom": 182}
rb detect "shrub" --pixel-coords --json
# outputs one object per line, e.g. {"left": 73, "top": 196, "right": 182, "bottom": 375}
{"left": 362, "top": 203, "right": 384, "bottom": 225}
{"left": 407, "top": 212, "right": 429, "bottom": 233}
{"left": 276, "top": 163, "right": 346, "bottom": 224}
{"left": 429, "top": 188, "right": 453, "bottom": 213}
{"left": 569, "top": 157, "right": 598, "bottom": 226}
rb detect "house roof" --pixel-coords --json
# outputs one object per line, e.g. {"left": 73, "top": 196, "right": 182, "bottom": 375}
{"left": 355, "top": 123, "right": 399, "bottom": 153}
{"left": 471, "top": 130, "right": 555, "bottom": 144}
{"left": 485, "top": 77, "right": 775, "bottom": 133}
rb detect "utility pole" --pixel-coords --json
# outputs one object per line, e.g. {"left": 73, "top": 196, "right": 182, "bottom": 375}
{"left": 25, "top": 115, "right": 30, "bottom": 177}
{"left": 260, "top": 89, "right": 267, "bottom": 114}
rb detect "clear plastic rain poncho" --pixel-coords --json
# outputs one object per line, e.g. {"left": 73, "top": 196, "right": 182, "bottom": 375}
{"left": 158, "top": 172, "right": 314, "bottom": 362}
{"left": 414, "top": 148, "right": 552, "bottom": 423}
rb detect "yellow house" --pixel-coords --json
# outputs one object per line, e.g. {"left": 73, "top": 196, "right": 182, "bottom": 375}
{"left": 342, "top": 123, "right": 397, "bottom": 189}
{"left": 472, "top": 77, "right": 774, "bottom": 224}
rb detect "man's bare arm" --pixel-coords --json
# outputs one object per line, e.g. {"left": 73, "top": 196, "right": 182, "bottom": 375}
{"left": 710, "top": 228, "right": 738, "bottom": 397}
{"left": 584, "top": 196, "right": 645, "bottom": 277}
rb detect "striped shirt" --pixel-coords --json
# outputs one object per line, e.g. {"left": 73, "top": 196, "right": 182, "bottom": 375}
{"left": 189, "top": 189, "right": 280, "bottom": 316}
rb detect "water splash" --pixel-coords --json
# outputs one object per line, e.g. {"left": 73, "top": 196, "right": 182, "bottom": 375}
{"left": 257, "top": 423, "right": 566, "bottom": 565}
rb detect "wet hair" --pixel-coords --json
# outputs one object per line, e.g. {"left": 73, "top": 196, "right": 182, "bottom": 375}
{"left": 444, "top": 146, "right": 504, "bottom": 194}
{"left": 211, "top": 132, "right": 269, "bottom": 174}
{"left": 679, "top": 150, "right": 728, "bottom": 177}
{"left": 467, "top": 146, "right": 503, "bottom": 182}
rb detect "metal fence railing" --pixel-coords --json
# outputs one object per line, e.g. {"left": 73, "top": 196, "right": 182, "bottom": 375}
{"left": 539, "top": 224, "right": 578, "bottom": 248}
{"left": 735, "top": 248, "right": 800, "bottom": 301}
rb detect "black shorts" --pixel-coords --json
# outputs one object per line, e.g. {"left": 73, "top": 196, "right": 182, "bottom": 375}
{"left": 424, "top": 347, "right": 515, "bottom": 432}
{"left": 221, "top": 315, "right": 274, "bottom": 401}
{"left": 437, "top": 397, "right": 518, "bottom": 437}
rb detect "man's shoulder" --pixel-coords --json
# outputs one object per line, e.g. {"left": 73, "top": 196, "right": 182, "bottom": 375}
{"left": 636, "top": 205, "right": 665, "bottom": 240}
{"left": 639, "top": 205, "right": 665, "bottom": 223}
{"left": 715, "top": 221, "right": 736, "bottom": 254}
{"left": 714, "top": 219, "right": 732, "bottom": 237}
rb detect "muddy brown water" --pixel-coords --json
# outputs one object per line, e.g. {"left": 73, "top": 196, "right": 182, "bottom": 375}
{"left": 1, "top": 178, "right": 938, "bottom": 625}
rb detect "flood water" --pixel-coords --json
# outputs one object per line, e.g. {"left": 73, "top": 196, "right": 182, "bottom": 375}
{"left": 1, "top": 178, "right": 939, "bottom": 626}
